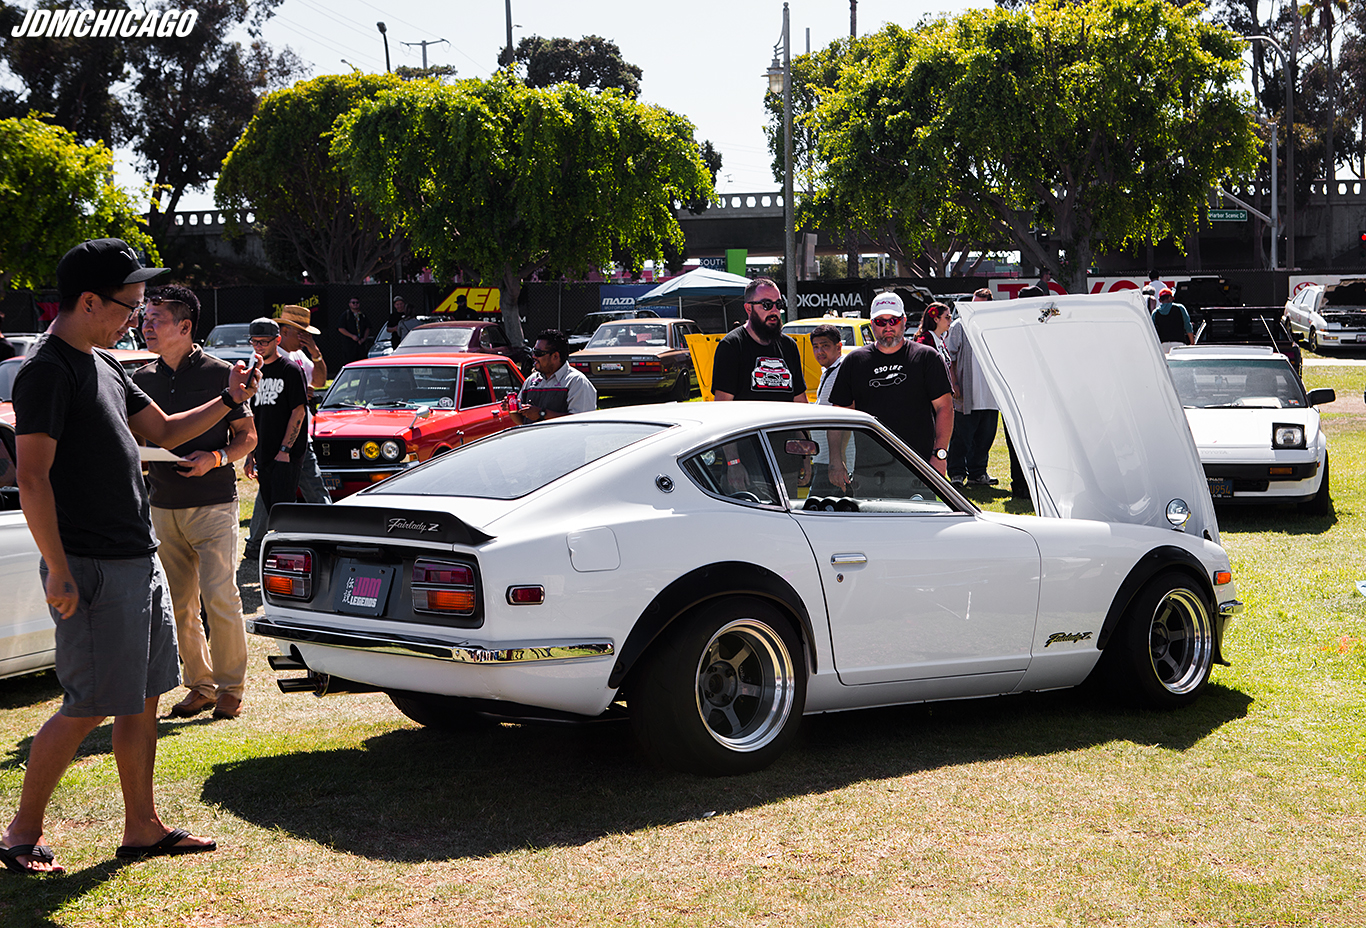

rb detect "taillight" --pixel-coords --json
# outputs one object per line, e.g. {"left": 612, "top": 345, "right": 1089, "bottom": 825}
{"left": 263, "top": 548, "right": 314, "bottom": 600}
{"left": 632, "top": 359, "right": 662, "bottom": 374}
{"left": 570, "top": 361, "right": 589, "bottom": 372}
{"left": 412, "top": 558, "right": 477, "bottom": 615}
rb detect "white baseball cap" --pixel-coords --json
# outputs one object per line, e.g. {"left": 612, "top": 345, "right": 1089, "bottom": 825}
{"left": 869, "top": 292, "right": 905, "bottom": 319}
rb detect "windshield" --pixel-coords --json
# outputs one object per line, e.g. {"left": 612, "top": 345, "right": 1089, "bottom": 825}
{"left": 369, "top": 421, "right": 668, "bottom": 499}
{"left": 784, "top": 323, "right": 858, "bottom": 344}
{"left": 398, "top": 327, "right": 474, "bottom": 350}
{"left": 207, "top": 325, "right": 251, "bottom": 348}
{"left": 1167, "top": 358, "right": 1306, "bottom": 408}
{"left": 587, "top": 323, "right": 669, "bottom": 349}
{"left": 323, "top": 365, "right": 461, "bottom": 408}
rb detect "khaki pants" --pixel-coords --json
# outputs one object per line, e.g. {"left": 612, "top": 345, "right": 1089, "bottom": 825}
{"left": 151, "top": 502, "right": 247, "bottom": 700}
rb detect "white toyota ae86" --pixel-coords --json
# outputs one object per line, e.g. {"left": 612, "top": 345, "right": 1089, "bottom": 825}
{"left": 250, "top": 292, "right": 1243, "bottom": 776}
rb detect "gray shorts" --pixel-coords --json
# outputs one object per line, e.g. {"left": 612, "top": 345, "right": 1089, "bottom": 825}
{"left": 40, "top": 554, "right": 181, "bottom": 718}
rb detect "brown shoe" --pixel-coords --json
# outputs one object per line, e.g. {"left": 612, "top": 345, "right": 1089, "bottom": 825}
{"left": 167, "top": 691, "right": 215, "bottom": 718}
{"left": 212, "top": 694, "right": 242, "bottom": 720}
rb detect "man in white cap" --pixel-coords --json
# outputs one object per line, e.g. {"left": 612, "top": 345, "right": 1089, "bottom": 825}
{"left": 828, "top": 290, "right": 953, "bottom": 478}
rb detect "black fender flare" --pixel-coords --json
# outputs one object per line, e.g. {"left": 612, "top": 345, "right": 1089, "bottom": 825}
{"left": 607, "top": 561, "right": 816, "bottom": 690}
{"left": 1098, "top": 545, "right": 1219, "bottom": 656}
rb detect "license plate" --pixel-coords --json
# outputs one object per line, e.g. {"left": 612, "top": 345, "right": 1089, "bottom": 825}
{"left": 598, "top": 362, "right": 624, "bottom": 372}
{"left": 1207, "top": 477, "right": 1233, "bottom": 498}
{"left": 323, "top": 474, "right": 342, "bottom": 491}
{"left": 334, "top": 560, "right": 395, "bottom": 617}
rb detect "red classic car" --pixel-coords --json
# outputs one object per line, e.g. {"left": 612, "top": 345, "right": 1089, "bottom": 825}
{"left": 311, "top": 352, "right": 524, "bottom": 499}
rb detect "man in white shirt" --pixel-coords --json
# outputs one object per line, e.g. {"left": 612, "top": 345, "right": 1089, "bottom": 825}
{"left": 807, "top": 324, "right": 855, "bottom": 495}
{"left": 505, "top": 328, "right": 596, "bottom": 423}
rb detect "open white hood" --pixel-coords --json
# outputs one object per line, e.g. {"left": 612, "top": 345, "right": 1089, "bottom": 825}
{"left": 958, "top": 291, "right": 1219, "bottom": 543}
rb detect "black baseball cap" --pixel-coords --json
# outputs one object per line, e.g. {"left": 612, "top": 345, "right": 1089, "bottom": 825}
{"left": 249, "top": 318, "right": 280, "bottom": 337}
{"left": 56, "top": 238, "right": 168, "bottom": 299}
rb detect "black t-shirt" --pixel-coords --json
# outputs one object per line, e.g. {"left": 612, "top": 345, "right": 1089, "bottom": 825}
{"left": 12, "top": 334, "right": 155, "bottom": 558}
{"left": 251, "top": 355, "right": 308, "bottom": 461}
{"left": 828, "top": 340, "right": 952, "bottom": 459}
{"left": 133, "top": 346, "right": 251, "bottom": 510}
{"left": 711, "top": 326, "right": 807, "bottom": 401}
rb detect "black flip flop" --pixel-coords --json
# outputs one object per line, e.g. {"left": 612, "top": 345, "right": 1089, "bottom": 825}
{"left": 115, "top": 828, "right": 216, "bottom": 860}
{"left": 1, "top": 842, "right": 61, "bottom": 875}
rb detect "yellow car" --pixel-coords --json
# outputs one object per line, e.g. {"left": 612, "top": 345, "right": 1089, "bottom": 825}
{"left": 781, "top": 315, "right": 875, "bottom": 355}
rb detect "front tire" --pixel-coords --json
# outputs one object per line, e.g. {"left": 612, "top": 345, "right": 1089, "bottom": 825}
{"left": 630, "top": 597, "right": 805, "bottom": 775}
{"left": 1309, "top": 327, "right": 1321, "bottom": 352}
{"left": 1106, "top": 571, "right": 1214, "bottom": 708}
{"left": 1301, "top": 455, "right": 1331, "bottom": 515}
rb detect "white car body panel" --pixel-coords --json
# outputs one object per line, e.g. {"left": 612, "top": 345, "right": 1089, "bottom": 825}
{"left": 956, "top": 291, "right": 1219, "bottom": 544}
{"left": 0, "top": 510, "right": 53, "bottom": 680}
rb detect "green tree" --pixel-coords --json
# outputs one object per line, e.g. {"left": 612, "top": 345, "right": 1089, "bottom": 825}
{"left": 215, "top": 72, "right": 408, "bottom": 284}
{"left": 0, "top": 115, "right": 156, "bottom": 294}
{"left": 809, "top": 0, "right": 1261, "bottom": 291}
{"left": 513, "top": 34, "right": 642, "bottom": 96}
{"left": 331, "top": 73, "right": 713, "bottom": 345}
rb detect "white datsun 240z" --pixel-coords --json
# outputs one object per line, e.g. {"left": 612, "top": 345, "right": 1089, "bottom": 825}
{"left": 250, "top": 291, "right": 1243, "bottom": 775}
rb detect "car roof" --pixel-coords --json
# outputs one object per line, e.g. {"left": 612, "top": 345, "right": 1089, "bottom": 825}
{"left": 337, "top": 351, "right": 511, "bottom": 368}
{"left": 562, "top": 399, "right": 879, "bottom": 434}
{"left": 412, "top": 320, "right": 493, "bottom": 330}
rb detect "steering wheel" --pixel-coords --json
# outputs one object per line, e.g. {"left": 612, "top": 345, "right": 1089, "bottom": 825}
{"left": 731, "top": 491, "right": 762, "bottom": 503}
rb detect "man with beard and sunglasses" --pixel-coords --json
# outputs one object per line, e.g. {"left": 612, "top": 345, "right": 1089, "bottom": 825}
{"left": 711, "top": 278, "right": 807, "bottom": 403}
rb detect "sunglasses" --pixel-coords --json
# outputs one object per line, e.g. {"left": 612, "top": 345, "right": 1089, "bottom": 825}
{"left": 98, "top": 293, "right": 146, "bottom": 316}
{"left": 871, "top": 317, "right": 902, "bottom": 327}
{"left": 531, "top": 348, "right": 553, "bottom": 357}
{"left": 744, "top": 298, "right": 787, "bottom": 312}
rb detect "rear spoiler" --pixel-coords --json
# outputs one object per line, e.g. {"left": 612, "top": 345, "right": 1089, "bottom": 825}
{"left": 267, "top": 503, "right": 494, "bottom": 545}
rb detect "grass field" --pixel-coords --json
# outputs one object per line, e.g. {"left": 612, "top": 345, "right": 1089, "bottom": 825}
{"left": 2, "top": 366, "right": 1364, "bottom": 927}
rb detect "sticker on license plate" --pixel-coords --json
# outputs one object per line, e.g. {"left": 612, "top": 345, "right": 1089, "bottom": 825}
{"left": 1207, "top": 477, "right": 1234, "bottom": 498}
{"left": 334, "top": 560, "right": 395, "bottom": 616}
{"left": 598, "top": 362, "right": 624, "bottom": 372}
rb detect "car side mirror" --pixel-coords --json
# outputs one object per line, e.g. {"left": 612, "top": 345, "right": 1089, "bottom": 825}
{"left": 1307, "top": 388, "right": 1335, "bottom": 406}
{"left": 0, "top": 486, "right": 20, "bottom": 512}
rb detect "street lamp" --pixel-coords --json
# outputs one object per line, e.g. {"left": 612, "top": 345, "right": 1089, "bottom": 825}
{"left": 377, "top": 21, "right": 391, "bottom": 73}
{"left": 763, "top": 4, "right": 796, "bottom": 313}
{"left": 1243, "top": 34, "right": 1294, "bottom": 270}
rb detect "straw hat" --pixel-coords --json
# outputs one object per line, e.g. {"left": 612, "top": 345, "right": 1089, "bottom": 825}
{"left": 277, "top": 304, "right": 320, "bottom": 335}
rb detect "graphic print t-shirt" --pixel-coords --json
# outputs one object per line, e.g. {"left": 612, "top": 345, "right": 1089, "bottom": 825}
{"left": 828, "top": 340, "right": 951, "bottom": 459}
{"left": 251, "top": 355, "right": 308, "bottom": 461}
{"left": 710, "top": 326, "right": 806, "bottom": 401}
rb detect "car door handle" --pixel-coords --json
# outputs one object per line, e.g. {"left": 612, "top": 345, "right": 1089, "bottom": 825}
{"left": 830, "top": 553, "right": 867, "bottom": 566}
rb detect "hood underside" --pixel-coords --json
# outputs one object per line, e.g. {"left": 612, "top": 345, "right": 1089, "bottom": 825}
{"left": 959, "top": 291, "right": 1219, "bottom": 543}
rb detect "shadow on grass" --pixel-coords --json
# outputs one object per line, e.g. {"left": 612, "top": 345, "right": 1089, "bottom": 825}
{"left": 0, "top": 671, "right": 61, "bottom": 712}
{"left": 200, "top": 682, "right": 1251, "bottom": 863}
{"left": 1216, "top": 503, "right": 1339, "bottom": 534}
{"left": 0, "top": 859, "right": 131, "bottom": 927}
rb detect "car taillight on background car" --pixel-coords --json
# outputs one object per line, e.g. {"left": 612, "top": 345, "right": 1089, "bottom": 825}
{"left": 631, "top": 359, "right": 662, "bottom": 374}
{"left": 262, "top": 548, "right": 314, "bottom": 600}
{"left": 411, "top": 558, "right": 477, "bottom": 616}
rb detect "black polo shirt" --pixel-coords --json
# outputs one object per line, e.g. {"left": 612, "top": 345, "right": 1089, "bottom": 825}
{"left": 133, "top": 346, "right": 251, "bottom": 510}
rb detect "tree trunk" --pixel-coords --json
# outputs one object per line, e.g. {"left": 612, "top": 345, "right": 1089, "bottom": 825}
{"left": 500, "top": 266, "right": 526, "bottom": 347}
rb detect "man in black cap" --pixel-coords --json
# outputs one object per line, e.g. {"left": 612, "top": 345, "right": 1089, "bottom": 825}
{"left": 242, "top": 317, "right": 308, "bottom": 528}
{"left": 1, "top": 238, "right": 259, "bottom": 873}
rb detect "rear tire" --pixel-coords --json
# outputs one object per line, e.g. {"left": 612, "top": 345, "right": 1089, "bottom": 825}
{"left": 1105, "top": 571, "right": 1214, "bottom": 709}
{"left": 1300, "top": 455, "right": 1331, "bottom": 515}
{"left": 388, "top": 693, "right": 491, "bottom": 731}
{"left": 669, "top": 370, "right": 692, "bottom": 402}
{"left": 630, "top": 596, "right": 805, "bottom": 775}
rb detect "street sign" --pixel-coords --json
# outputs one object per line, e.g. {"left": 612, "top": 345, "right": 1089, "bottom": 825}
{"left": 1209, "top": 209, "right": 1248, "bottom": 222}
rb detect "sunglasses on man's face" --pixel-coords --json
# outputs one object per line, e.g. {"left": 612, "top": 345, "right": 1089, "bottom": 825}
{"left": 871, "top": 316, "right": 902, "bottom": 327}
{"left": 531, "top": 348, "right": 553, "bottom": 358}
{"left": 745, "top": 298, "right": 787, "bottom": 312}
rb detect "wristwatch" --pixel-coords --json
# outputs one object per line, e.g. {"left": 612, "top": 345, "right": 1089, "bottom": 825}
{"left": 933, "top": 448, "right": 948, "bottom": 460}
